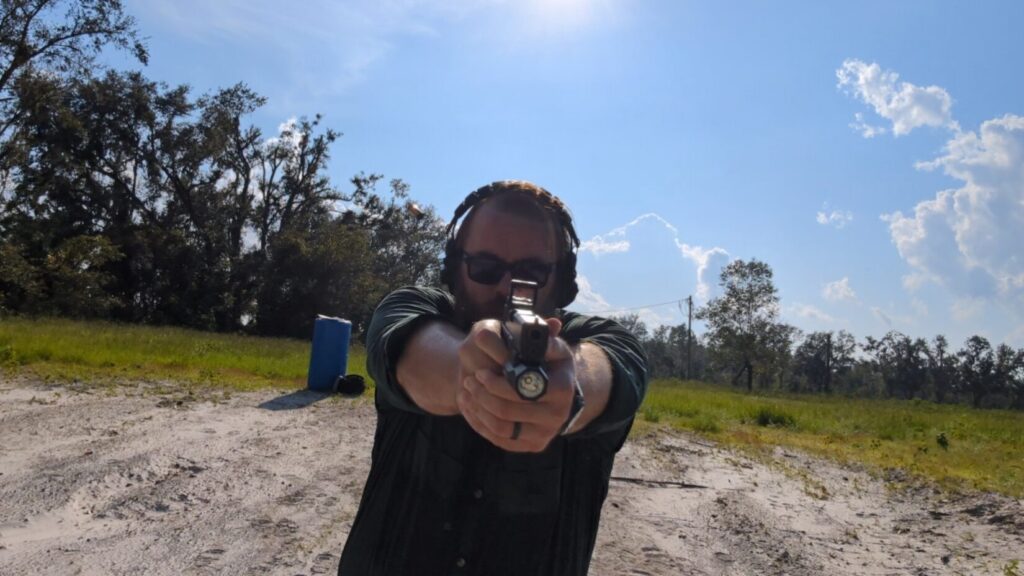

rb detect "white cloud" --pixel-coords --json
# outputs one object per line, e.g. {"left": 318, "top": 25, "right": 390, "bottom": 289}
{"left": 676, "top": 243, "right": 730, "bottom": 301}
{"left": 579, "top": 213, "right": 678, "bottom": 256}
{"left": 580, "top": 212, "right": 729, "bottom": 302}
{"left": 902, "top": 272, "right": 930, "bottom": 292}
{"left": 883, "top": 115, "right": 1024, "bottom": 301}
{"left": 579, "top": 238, "right": 630, "bottom": 255}
{"left": 837, "top": 59, "right": 958, "bottom": 137}
{"left": 788, "top": 303, "right": 835, "bottom": 323}
{"left": 816, "top": 207, "right": 853, "bottom": 229}
{"left": 634, "top": 307, "right": 677, "bottom": 329}
{"left": 849, "top": 112, "right": 887, "bottom": 138}
{"left": 840, "top": 60, "right": 1024, "bottom": 331}
{"left": 572, "top": 275, "right": 611, "bottom": 313}
{"left": 952, "top": 298, "right": 985, "bottom": 322}
{"left": 823, "top": 277, "right": 857, "bottom": 302}
{"left": 142, "top": 0, "right": 500, "bottom": 95}
{"left": 911, "top": 298, "right": 929, "bottom": 317}
{"left": 142, "top": 0, "right": 614, "bottom": 97}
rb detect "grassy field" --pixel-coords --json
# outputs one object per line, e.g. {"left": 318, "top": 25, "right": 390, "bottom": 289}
{"left": 0, "top": 316, "right": 370, "bottom": 390}
{"left": 641, "top": 379, "right": 1024, "bottom": 498}
{"left": 3, "top": 317, "right": 1022, "bottom": 497}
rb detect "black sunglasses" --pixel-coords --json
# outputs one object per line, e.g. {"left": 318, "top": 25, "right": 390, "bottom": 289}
{"left": 461, "top": 252, "right": 556, "bottom": 288}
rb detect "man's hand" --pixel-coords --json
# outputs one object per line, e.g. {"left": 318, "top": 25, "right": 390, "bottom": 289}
{"left": 456, "top": 317, "right": 577, "bottom": 453}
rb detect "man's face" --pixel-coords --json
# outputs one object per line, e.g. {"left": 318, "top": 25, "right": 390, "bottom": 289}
{"left": 453, "top": 202, "right": 561, "bottom": 325}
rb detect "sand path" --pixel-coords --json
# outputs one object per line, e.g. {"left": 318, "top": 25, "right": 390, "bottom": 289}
{"left": 1, "top": 379, "right": 1021, "bottom": 575}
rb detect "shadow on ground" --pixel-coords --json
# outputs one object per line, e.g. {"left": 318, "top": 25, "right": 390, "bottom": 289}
{"left": 258, "top": 390, "right": 332, "bottom": 411}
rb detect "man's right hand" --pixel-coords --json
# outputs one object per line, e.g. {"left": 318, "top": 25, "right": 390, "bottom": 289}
{"left": 456, "top": 318, "right": 577, "bottom": 453}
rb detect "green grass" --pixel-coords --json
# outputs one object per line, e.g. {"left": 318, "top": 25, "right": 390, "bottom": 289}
{"left": 4, "top": 318, "right": 1022, "bottom": 497}
{"left": 642, "top": 379, "right": 1024, "bottom": 498}
{"left": 0, "top": 316, "right": 370, "bottom": 391}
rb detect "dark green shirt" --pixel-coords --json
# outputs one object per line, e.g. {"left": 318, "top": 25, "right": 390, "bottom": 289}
{"left": 339, "top": 286, "right": 648, "bottom": 576}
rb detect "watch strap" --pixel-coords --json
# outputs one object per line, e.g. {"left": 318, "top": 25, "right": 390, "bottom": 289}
{"left": 559, "top": 379, "right": 586, "bottom": 436}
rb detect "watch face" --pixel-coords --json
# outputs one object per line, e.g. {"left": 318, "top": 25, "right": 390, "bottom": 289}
{"left": 517, "top": 370, "right": 546, "bottom": 399}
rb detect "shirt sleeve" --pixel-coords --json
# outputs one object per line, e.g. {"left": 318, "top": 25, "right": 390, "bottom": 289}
{"left": 560, "top": 313, "right": 649, "bottom": 448}
{"left": 366, "top": 286, "right": 456, "bottom": 414}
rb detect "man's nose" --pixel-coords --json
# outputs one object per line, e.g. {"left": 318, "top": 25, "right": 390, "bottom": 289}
{"left": 496, "top": 271, "right": 513, "bottom": 301}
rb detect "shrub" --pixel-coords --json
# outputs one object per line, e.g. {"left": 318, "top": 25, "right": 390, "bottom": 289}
{"left": 751, "top": 405, "right": 796, "bottom": 428}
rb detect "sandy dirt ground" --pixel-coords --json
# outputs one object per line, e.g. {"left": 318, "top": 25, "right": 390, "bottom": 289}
{"left": 1, "top": 377, "right": 1022, "bottom": 576}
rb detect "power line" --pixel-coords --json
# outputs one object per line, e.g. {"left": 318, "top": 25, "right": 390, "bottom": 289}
{"left": 587, "top": 298, "right": 687, "bottom": 315}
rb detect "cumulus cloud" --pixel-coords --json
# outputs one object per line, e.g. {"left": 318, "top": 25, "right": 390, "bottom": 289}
{"left": 952, "top": 298, "right": 985, "bottom": 322}
{"left": 579, "top": 213, "right": 677, "bottom": 257}
{"left": 579, "top": 238, "right": 630, "bottom": 255}
{"left": 572, "top": 275, "right": 612, "bottom": 313}
{"left": 823, "top": 277, "right": 857, "bottom": 302}
{"left": 580, "top": 212, "right": 729, "bottom": 302}
{"left": 839, "top": 59, "right": 1024, "bottom": 329}
{"left": 677, "top": 243, "right": 730, "bottom": 301}
{"left": 849, "top": 112, "right": 887, "bottom": 138}
{"left": 788, "top": 303, "right": 835, "bottom": 323}
{"left": 816, "top": 207, "right": 853, "bottom": 229}
{"left": 837, "top": 59, "right": 958, "bottom": 137}
{"left": 883, "top": 115, "right": 1024, "bottom": 300}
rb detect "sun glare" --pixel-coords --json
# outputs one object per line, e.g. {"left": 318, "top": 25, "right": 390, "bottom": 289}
{"left": 521, "top": 0, "right": 612, "bottom": 36}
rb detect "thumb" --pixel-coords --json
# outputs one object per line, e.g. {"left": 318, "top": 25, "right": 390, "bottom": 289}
{"left": 544, "top": 317, "right": 571, "bottom": 362}
{"left": 545, "top": 317, "right": 563, "bottom": 337}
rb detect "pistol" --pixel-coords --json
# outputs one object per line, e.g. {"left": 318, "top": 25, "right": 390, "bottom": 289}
{"left": 501, "top": 279, "right": 549, "bottom": 401}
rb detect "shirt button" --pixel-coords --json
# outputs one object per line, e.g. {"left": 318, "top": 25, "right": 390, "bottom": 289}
{"left": 455, "top": 557, "right": 466, "bottom": 568}
{"left": 473, "top": 488, "right": 483, "bottom": 499}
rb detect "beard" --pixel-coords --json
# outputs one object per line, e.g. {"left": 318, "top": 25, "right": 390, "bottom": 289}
{"left": 453, "top": 289, "right": 506, "bottom": 330}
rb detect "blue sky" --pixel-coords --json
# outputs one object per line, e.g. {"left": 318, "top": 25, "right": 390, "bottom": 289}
{"left": 107, "top": 0, "right": 1024, "bottom": 347}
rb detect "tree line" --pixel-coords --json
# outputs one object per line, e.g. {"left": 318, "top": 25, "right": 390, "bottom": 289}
{"left": 0, "top": 0, "right": 446, "bottom": 338}
{"left": 615, "top": 259, "right": 1024, "bottom": 411}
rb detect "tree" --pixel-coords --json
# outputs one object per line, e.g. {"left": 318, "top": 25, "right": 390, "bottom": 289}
{"left": 697, "top": 259, "right": 791, "bottom": 391}
{"left": 863, "top": 331, "right": 928, "bottom": 400}
{"left": 254, "top": 219, "right": 381, "bottom": 338}
{"left": 925, "top": 335, "right": 957, "bottom": 404}
{"left": 344, "top": 173, "right": 446, "bottom": 290}
{"left": 1, "top": 0, "right": 147, "bottom": 164}
{"left": 992, "top": 344, "right": 1024, "bottom": 409}
{"left": 609, "top": 313, "right": 649, "bottom": 342}
{"left": 957, "top": 335, "right": 995, "bottom": 408}
{"left": 791, "top": 330, "right": 856, "bottom": 393}
{"left": 0, "top": 240, "right": 41, "bottom": 312}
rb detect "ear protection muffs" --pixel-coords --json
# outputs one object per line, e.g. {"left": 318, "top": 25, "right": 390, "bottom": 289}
{"left": 440, "top": 181, "right": 580, "bottom": 309}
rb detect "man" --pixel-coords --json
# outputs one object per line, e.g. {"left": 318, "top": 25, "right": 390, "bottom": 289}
{"left": 338, "top": 180, "right": 648, "bottom": 575}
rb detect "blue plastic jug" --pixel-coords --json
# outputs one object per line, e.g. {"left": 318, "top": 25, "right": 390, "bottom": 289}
{"left": 307, "top": 315, "right": 351, "bottom": 391}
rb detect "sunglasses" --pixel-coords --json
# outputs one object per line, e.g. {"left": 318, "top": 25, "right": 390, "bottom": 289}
{"left": 461, "top": 251, "right": 556, "bottom": 288}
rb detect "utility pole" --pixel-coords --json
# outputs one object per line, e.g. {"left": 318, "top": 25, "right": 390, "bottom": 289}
{"left": 686, "top": 295, "right": 693, "bottom": 381}
{"left": 825, "top": 332, "right": 832, "bottom": 394}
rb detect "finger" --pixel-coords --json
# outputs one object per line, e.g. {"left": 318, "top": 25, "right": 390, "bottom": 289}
{"left": 473, "top": 325, "right": 510, "bottom": 366}
{"left": 470, "top": 370, "right": 562, "bottom": 424}
{"left": 459, "top": 390, "right": 517, "bottom": 448}
{"left": 462, "top": 404, "right": 546, "bottom": 454}
{"left": 472, "top": 367, "right": 526, "bottom": 403}
{"left": 541, "top": 319, "right": 572, "bottom": 364}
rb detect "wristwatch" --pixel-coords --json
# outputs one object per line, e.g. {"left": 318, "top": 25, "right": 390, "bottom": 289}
{"left": 559, "top": 379, "right": 586, "bottom": 436}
